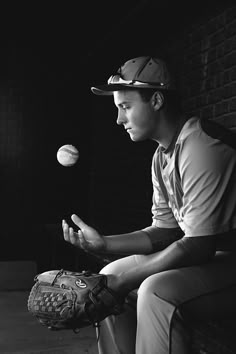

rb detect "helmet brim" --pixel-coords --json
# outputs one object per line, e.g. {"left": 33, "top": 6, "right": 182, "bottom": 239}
{"left": 91, "top": 83, "right": 170, "bottom": 96}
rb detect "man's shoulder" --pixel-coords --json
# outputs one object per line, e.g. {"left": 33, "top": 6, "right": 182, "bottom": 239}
{"left": 177, "top": 116, "right": 201, "bottom": 144}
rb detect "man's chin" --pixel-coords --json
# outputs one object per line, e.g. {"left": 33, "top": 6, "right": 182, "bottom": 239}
{"left": 129, "top": 135, "right": 146, "bottom": 142}
{"left": 127, "top": 130, "right": 148, "bottom": 142}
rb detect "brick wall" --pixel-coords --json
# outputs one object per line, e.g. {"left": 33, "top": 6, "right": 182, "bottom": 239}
{"left": 160, "top": 3, "right": 236, "bottom": 128}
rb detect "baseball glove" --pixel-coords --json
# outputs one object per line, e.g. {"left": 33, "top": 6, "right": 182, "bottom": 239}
{"left": 27, "top": 269, "right": 124, "bottom": 331}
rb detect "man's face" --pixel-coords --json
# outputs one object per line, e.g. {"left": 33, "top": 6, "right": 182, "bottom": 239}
{"left": 113, "top": 90, "right": 158, "bottom": 142}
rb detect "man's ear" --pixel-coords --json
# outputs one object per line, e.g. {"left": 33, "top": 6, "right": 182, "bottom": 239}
{"left": 151, "top": 91, "right": 164, "bottom": 111}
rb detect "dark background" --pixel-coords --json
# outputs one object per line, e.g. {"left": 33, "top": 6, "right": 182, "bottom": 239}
{"left": 0, "top": 0, "right": 235, "bottom": 271}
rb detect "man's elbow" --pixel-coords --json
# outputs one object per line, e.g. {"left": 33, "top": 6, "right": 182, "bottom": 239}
{"left": 176, "top": 236, "right": 216, "bottom": 265}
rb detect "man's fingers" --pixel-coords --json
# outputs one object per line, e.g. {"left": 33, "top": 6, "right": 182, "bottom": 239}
{"left": 69, "top": 227, "right": 77, "bottom": 245}
{"left": 78, "top": 230, "right": 89, "bottom": 250}
{"left": 62, "top": 219, "right": 86, "bottom": 249}
{"left": 71, "top": 214, "right": 87, "bottom": 229}
{"left": 62, "top": 219, "right": 69, "bottom": 241}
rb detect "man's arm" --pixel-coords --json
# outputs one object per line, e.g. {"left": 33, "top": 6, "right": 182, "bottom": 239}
{"left": 63, "top": 215, "right": 184, "bottom": 255}
{"left": 104, "top": 226, "right": 183, "bottom": 255}
{"left": 104, "top": 230, "right": 153, "bottom": 254}
{"left": 109, "top": 235, "right": 216, "bottom": 294}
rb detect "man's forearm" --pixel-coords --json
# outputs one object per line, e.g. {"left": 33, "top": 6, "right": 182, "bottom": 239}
{"left": 104, "top": 226, "right": 184, "bottom": 255}
{"left": 104, "top": 230, "right": 153, "bottom": 255}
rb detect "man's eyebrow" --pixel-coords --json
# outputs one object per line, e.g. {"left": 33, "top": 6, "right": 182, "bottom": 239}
{"left": 117, "top": 100, "right": 130, "bottom": 107}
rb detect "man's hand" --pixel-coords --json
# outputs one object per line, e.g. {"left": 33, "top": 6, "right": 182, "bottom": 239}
{"left": 62, "top": 214, "right": 107, "bottom": 253}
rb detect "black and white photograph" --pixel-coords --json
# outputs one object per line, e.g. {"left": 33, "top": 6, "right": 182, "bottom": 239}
{"left": 0, "top": 1, "right": 236, "bottom": 353}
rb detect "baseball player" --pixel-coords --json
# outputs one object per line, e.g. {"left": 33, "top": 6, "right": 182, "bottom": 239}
{"left": 62, "top": 56, "right": 236, "bottom": 354}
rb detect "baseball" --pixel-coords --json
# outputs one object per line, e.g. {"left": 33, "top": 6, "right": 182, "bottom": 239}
{"left": 57, "top": 144, "right": 79, "bottom": 167}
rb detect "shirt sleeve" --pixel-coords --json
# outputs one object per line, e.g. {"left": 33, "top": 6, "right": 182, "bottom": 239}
{"left": 179, "top": 130, "right": 236, "bottom": 236}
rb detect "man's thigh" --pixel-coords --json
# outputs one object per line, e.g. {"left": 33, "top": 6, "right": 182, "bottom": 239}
{"left": 100, "top": 252, "right": 161, "bottom": 275}
{"left": 138, "top": 252, "right": 236, "bottom": 318}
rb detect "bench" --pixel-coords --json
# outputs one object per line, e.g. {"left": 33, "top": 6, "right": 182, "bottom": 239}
{"left": 189, "top": 319, "right": 236, "bottom": 354}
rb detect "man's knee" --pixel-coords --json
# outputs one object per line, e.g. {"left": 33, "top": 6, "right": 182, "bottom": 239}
{"left": 99, "top": 256, "right": 132, "bottom": 276}
{"left": 100, "top": 255, "right": 138, "bottom": 276}
{"left": 99, "top": 261, "right": 117, "bottom": 275}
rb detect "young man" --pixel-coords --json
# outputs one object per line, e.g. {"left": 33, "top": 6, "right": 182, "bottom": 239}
{"left": 62, "top": 56, "right": 236, "bottom": 354}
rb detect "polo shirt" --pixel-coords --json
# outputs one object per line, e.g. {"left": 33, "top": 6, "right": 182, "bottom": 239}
{"left": 145, "top": 117, "right": 236, "bottom": 237}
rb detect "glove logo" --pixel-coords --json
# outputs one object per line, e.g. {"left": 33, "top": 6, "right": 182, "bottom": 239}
{"left": 75, "top": 279, "right": 87, "bottom": 288}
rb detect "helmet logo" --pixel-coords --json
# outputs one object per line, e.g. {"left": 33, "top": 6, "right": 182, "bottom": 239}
{"left": 75, "top": 279, "right": 87, "bottom": 288}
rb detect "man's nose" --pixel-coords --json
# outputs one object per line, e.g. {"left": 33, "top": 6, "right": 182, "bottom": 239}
{"left": 116, "top": 111, "right": 126, "bottom": 125}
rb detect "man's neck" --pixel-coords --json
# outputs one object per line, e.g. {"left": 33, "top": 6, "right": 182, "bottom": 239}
{"left": 156, "top": 113, "right": 188, "bottom": 150}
